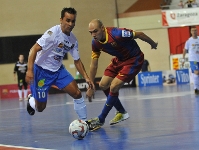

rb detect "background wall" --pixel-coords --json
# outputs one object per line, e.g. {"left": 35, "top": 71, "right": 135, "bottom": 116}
{"left": 0, "top": 0, "right": 170, "bottom": 85}
{"left": 116, "top": 10, "right": 170, "bottom": 71}
{"left": 0, "top": 0, "right": 70, "bottom": 36}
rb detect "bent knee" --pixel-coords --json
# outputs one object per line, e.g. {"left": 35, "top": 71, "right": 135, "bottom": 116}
{"left": 72, "top": 89, "right": 82, "bottom": 99}
{"left": 110, "top": 84, "right": 121, "bottom": 93}
{"left": 99, "top": 82, "right": 109, "bottom": 90}
{"left": 36, "top": 105, "right": 46, "bottom": 112}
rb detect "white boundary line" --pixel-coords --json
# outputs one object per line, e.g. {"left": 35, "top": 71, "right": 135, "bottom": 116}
{"left": 0, "top": 144, "right": 55, "bottom": 150}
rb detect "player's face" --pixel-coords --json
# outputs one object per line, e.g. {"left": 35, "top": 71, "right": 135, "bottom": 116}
{"left": 191, "top": 27, "right": 197, "bottom": 37}
{"left": 60, "top": 12, "right": 76, "bottom": 36}
{"left": 19, "top": 55, "right": 24, "bottom": 62}
{"left": 89, "top": 23, "right": 105, "bottom": 42}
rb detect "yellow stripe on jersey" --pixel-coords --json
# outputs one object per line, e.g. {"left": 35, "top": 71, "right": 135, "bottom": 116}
{"left": 133, "top": 31, "right": 135, "bottom": 37}
{"left": 131, "top": 31, "right": 136, "bottom": 40}
{"left": 91, "top": 51, "right": 101, "bottom": 59}
{"left": 99, "top": 28, "right": 108, "bottom": 44}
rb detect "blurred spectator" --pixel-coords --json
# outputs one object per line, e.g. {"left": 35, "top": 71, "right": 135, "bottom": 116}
{"left": 184, "top": 0, "right": 199, "bottom": 7}
{"left": 141, "top": 59, "right": 151, "bottom": 72}
{"left": 160, "top": 0, "right": 172, "bottom": 9}
{"left": 178, "top": 0, "right": 184, "bottom": 8}
{"left": 14, "top": 54, "right": 28, "bottom": 101}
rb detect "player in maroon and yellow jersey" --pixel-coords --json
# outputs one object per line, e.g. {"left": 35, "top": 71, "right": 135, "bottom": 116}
{"left": 86, "top": 19, "right": 158, "bottom": 131}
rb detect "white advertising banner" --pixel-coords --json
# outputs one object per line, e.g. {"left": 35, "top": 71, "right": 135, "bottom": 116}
{"left": 170, "top": 54, "right": 193, "bottom": 83}
{"left": 162, "top": 8, "right": 199, "bottom": 27}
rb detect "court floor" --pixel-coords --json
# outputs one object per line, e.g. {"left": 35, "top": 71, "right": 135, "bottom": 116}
{"left": 0, "top": 84, "right": 199, "bottom": 150}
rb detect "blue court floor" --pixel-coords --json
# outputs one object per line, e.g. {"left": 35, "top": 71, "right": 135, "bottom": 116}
{"left": 0, "top": 84, "right": 199, "bottom": 150}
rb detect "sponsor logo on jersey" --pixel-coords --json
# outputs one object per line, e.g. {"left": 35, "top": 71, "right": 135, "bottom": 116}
{"left": 54, "top": 55, "right": 62, "bottom": 62}
{"left": 192, "top": 43, "right": 199, "bottom": 46}
{"left": 111, "top": 42, "right": 117, "bottom": 47}
{"left": 47, "top": 30, "right": 53, "bottom": 36}
{"left": 118, "top": 73, "right": 124, "bottom": 76}
{"left": 63, "top": 40, "right": 75, "bottom": 50}
{"left": 58, "top": 43, "right": 64, "bottom": 48}
{"left": 38, "top": 79, "right": 45, "bottom": 88}
{"left": 122, "top": 30, "right": 131, "bottom": 37}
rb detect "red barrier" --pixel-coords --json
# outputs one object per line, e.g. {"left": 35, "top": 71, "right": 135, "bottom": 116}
{"left": 0, "top": 84, "right": 30, "bottom": 99}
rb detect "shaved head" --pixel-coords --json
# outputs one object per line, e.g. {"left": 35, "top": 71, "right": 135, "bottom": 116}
{"left": 88, "top": 19, "right": 106, "bottom": 42}
{"left": 89, "top": 19, "right": 103, "bottom": 28}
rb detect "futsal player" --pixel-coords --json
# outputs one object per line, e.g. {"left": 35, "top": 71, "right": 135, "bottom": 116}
{"left": 86, "top": 19, "right": 158, "bottom": 131}
{"left": 25, "top": 7, "right": 95, "bottom": 121}
{"left": 182, "top": 26, "right": 199, "bottom": 95}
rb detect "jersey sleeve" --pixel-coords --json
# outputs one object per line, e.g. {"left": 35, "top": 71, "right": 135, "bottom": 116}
{"left": 91, "top": 40, "right": 101, "bottom": 59}
{"left": 184, "top": 40, "right": 189, "bottom": 50}
{"left": 69, "top": 41, "right": 80, "bottom": 60}
{"left": 37, "top": 30, "right": 56, "bottom": 50}
{"left": 116, "top": 28, "right": 135, "bottom": 39}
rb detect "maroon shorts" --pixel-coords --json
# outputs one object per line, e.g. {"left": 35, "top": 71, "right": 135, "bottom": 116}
{"left": 104, "top": 52, "right": 144, "bottom": 82}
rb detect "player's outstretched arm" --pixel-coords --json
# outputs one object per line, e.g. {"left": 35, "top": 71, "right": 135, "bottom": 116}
{"left": 74, "top": 59, "right": 95, "bottom": 101}
{"left": 26, "top": 43, "right": 42, "bottom": 84}
{"left": 134, "top": 31, "right": 158, "bottom": 49}
{"left": 74, "top": 59, "right": 95, "bottom": 89}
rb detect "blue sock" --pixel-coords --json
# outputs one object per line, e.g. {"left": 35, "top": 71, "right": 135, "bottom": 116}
{"left": 103, "top": 88, "right": 125, "bottom": 113}
{"left": 98, "top": 92, "right": 118, "bottom": 123}
{"left": 114, "top": 98, "right": 125, "bottom": 113}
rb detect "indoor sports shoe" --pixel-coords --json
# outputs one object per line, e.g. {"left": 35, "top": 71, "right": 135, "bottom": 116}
{"left": 109, "top": 111, "right": 129, "bottom": 125}
{"left": 19, "top": 98, "right": 23, "bottom": 101}
{"left": 27, "top": 94, "right": 35, "bottom": 116}
{"left": 195, "top": 89, "right": 199, "bottom": 95}
{"left": 85, "top": 117, "right": 104, "bottom": 132}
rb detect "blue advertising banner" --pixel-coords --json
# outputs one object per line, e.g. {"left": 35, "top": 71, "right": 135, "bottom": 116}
{"left": 138, "top": 71, "right": 163, "bottom": 87}
{"left": 176, "top": 69, "right": 190, "bottom": 84}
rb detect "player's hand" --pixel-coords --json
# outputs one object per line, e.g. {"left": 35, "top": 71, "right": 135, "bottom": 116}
{"left": 182, "top": 61, "right": 185, "bottom": 67}
{"left": 86, "top": 88, "right": 95, "bottom": 102}
{"left": 85, "top": 78, "right": 95, "bottom": 91}
{"left": 151, "top": 42, "right": 158, "bottom": 49}
{"left": 85, "top": 78, "right": 95, "bottom": 102}
{"left": 25, "top": 70, "right": 34, "bottom": 84}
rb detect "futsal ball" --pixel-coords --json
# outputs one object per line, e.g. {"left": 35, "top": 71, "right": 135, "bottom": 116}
{"left": 69, "top": 119, "right": 89, "bottom": 140}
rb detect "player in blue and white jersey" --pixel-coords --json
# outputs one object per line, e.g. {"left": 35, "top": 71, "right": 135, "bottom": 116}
{"left": 25, "top": 7, "right": 95, "bottom": 121}
{"left": 182, "top": 26, "right": 199, "bottom": 94}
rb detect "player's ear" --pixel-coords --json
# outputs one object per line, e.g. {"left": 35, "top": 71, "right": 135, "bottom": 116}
{"left": 101, "top": 25, "right": 105, "bottom": 31}
{"left": 60, "top": 18, "right": 62, "bottom": 24}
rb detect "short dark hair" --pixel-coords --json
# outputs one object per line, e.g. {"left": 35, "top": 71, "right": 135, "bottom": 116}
{"left": 61, "top": 7, "right": 77, "bottom": 19}
{"left": 190, "top": 26, "right": 196, "bottom": 29}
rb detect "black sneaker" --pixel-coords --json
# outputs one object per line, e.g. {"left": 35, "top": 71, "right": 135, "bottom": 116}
{"left": 27, "top": 94, "right": 35, "bottom": 115}
{"left": 195, "top": 89, "right": 199, "bottom": 95}
{"left": 85, "top": 117, "right": 104, "bottom": 131}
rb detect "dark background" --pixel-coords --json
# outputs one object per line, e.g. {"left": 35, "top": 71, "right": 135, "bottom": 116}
{"left": 0, "top": 35, "right": 68, "bottom": 64}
